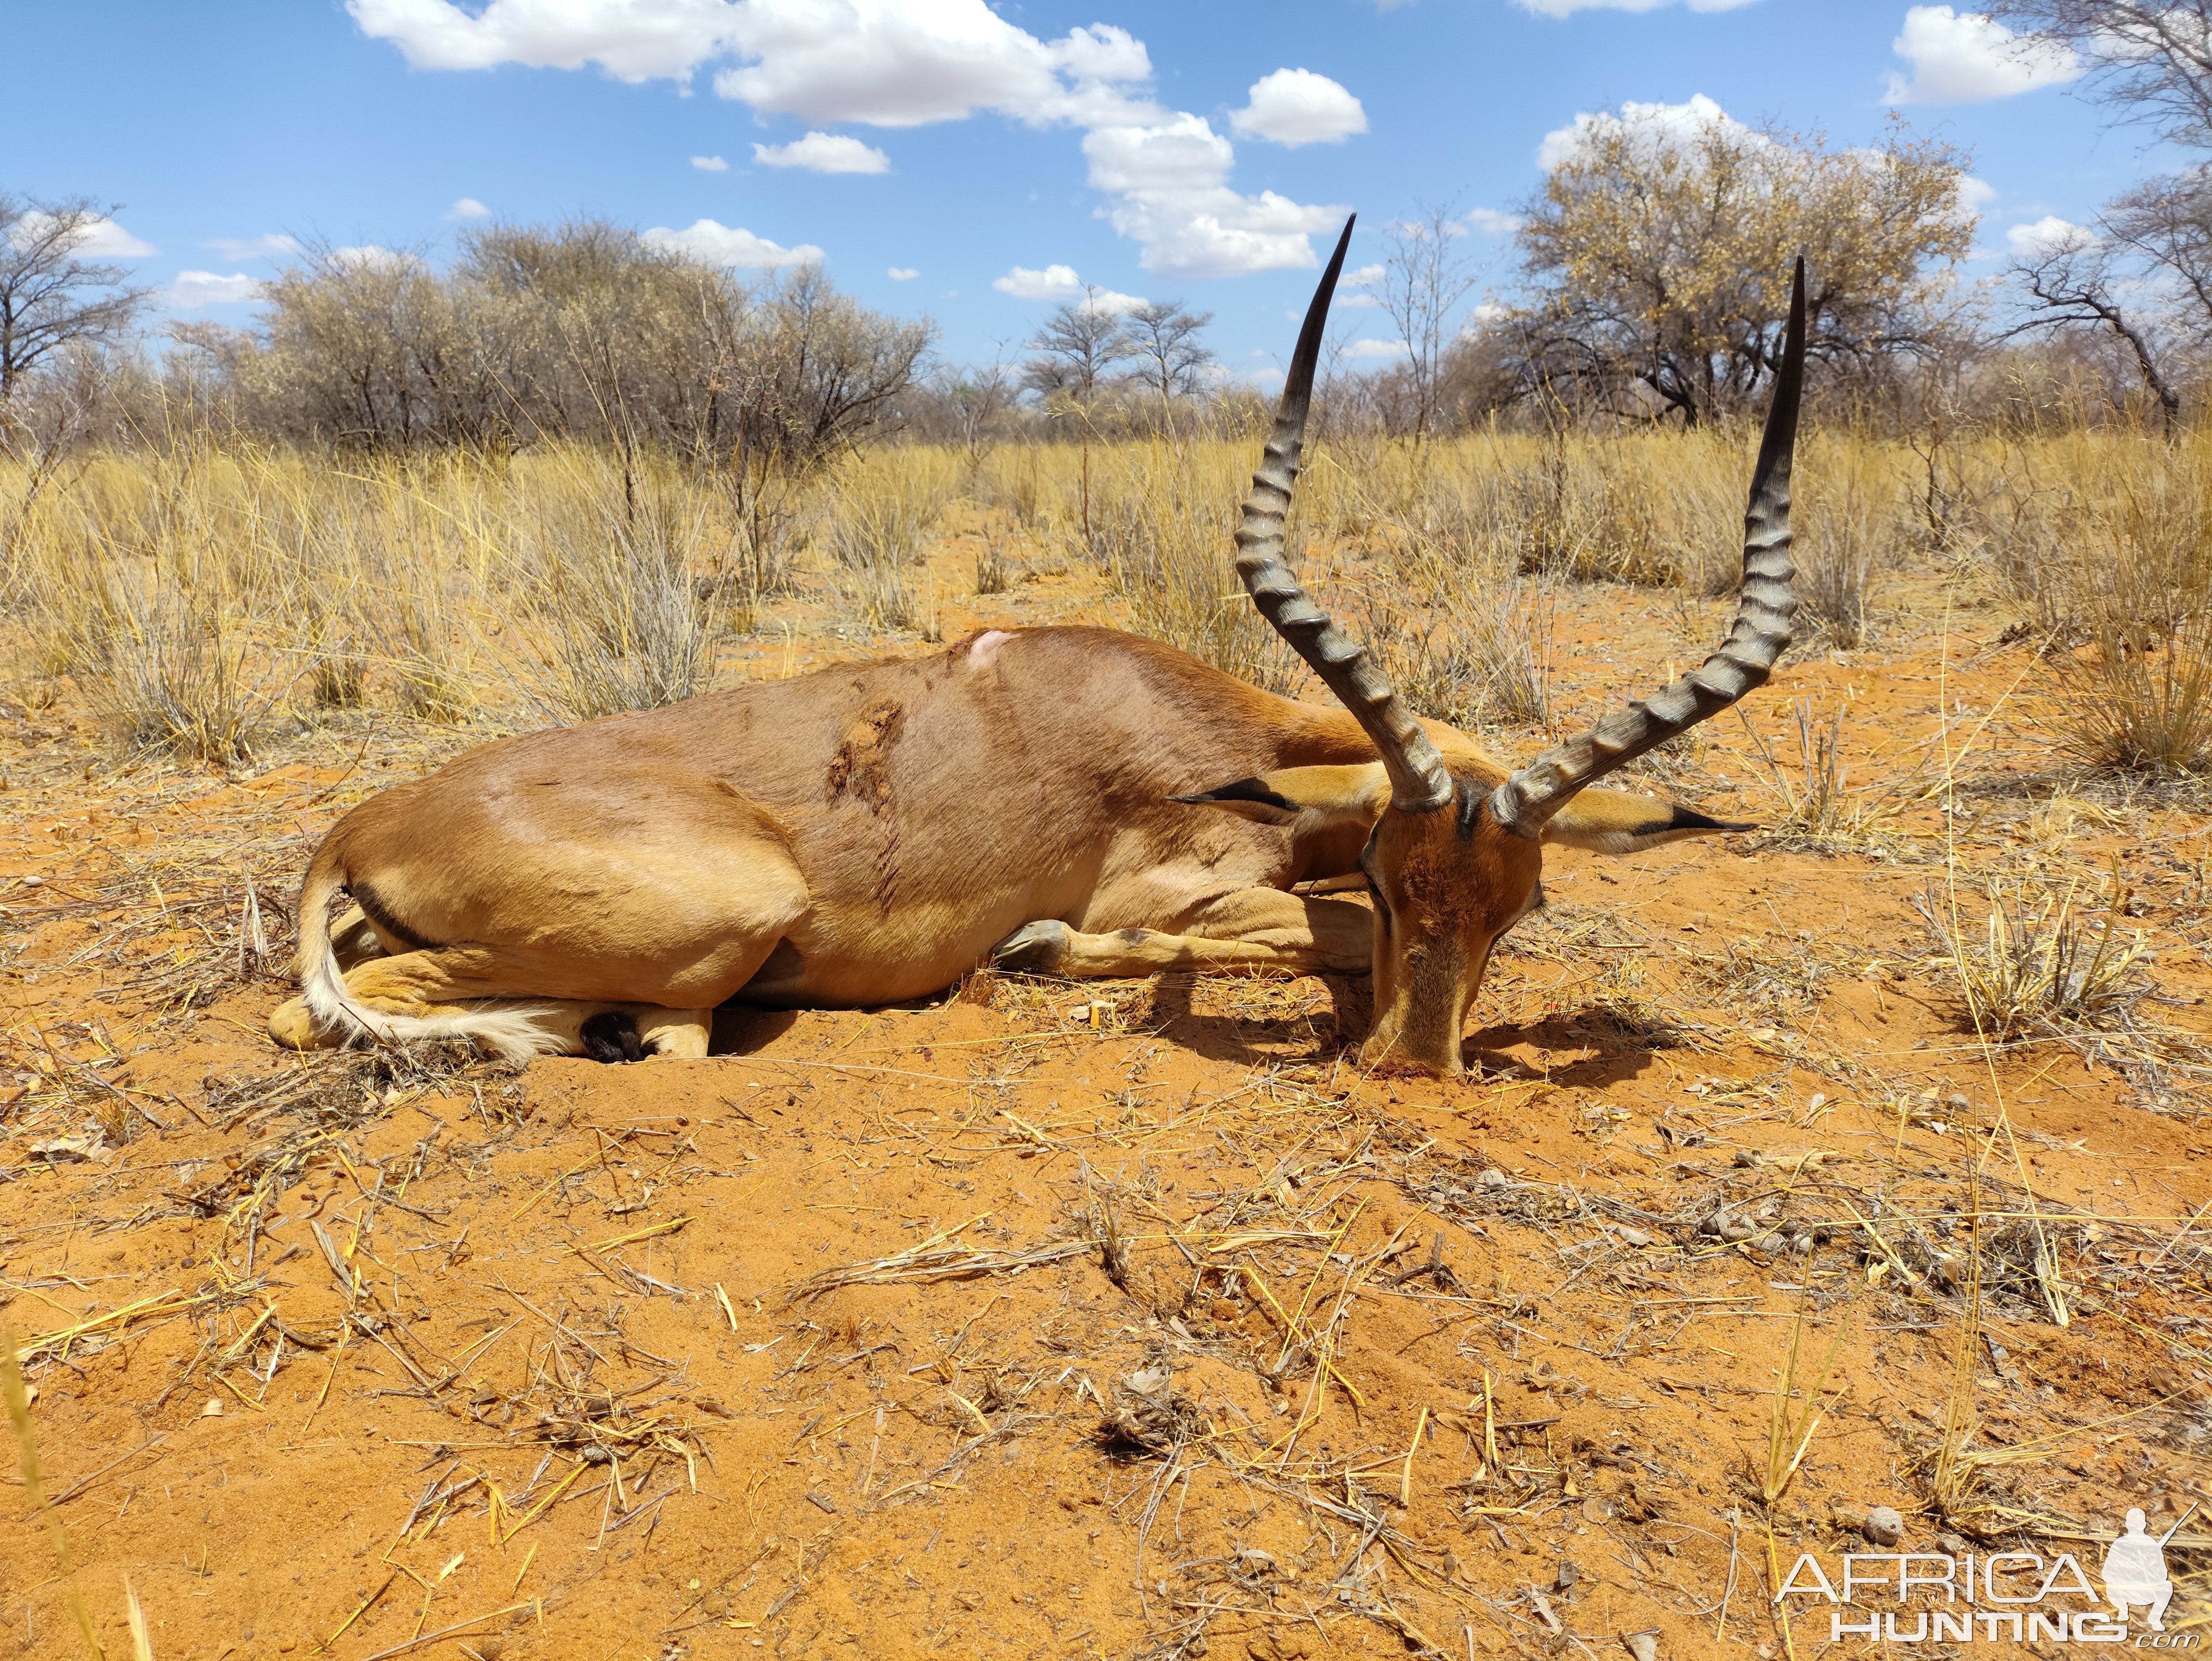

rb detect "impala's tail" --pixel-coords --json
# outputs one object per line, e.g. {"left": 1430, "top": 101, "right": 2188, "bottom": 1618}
{"left": 291, "top": 845, "right": 563, "bottom": 1060}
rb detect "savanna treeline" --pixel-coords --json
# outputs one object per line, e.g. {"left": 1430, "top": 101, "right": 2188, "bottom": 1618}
{"left": 3, "top": 18, "right": 2210, "bottom": 785}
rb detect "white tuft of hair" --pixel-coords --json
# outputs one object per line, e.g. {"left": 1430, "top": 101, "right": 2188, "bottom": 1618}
{"left": 302, "top": 947, "right": 567, "bottom": 1061}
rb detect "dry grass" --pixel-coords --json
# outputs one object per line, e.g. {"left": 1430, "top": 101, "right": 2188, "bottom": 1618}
{"left": 818, "top": 449, "right": 955, "bottom": 632}
{"left": 1736, "top": 699, "right": 1932, "bottom": 850}
{"left": 3, "top": 422, "right": 2211, "bottom": 785}
{"left": 1916, "top": 865, "right": 2156, "bottom": 1049}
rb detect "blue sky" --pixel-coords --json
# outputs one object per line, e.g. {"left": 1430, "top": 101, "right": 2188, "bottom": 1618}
{"left": 0, "top": 0, "right": 2175, "bottom": 374}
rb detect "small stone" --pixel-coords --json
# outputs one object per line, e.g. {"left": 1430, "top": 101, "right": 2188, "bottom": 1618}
{"left": 21, "top": 875, "right": 43, "bottom": 888}
{"left": 202, "top": 1397, "right": 224, "bottom": 1417}
{"left": 1478, "top": 1169, "right": 1510, "bottom": 1191}
{"left": 1616, "top": 1227, "right": 1653, "bottom": 1248}
{"left": 1946, "top": 1093, "right": 1970, "bottom": 1112}
{"left": 1624, "top": 1634, "right": 1660, "bottom": 1661}
{"left": 1863, "top": 1505, "right": 1905, "bottom": 1546}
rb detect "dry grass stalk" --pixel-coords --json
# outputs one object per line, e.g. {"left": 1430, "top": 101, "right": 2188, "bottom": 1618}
{"left": 2047, "top": 626, "right": 2212, "bottom": 779}
{"left": 1758, "top": 1288, "right": 1853, "bottom": 1506}
{"left": 1736, "top": 700, "right": 1929, "bottom": 849}
{"left": 1914, "top": 863, "right": 2155, "bottom": 1051}
{"left": 4, "top": 1328, "right": 106, "bottom": 1656}
{"left": 784, "top": 1213, "right": 1095, "bottom": 1303}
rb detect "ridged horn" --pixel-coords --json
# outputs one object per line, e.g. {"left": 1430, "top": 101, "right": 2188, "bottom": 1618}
{"left": 1487, "top": 255, "right": 1807, "bottom": 838}
{"left": 1235, "top": 215, "right": 1454, "bottom": 814}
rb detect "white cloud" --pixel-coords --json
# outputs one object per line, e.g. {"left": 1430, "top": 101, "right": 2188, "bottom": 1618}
{"left": 713, "top": 16, "right": 1155, "bottom": 128}
{"left": 167, "top": 271, "right": 261, "bottom": 308}
{"left": 1228, "top": 68, "right": 1366, "bottom": 147}
{"left": 994, "top": 263, "right": 1082, "bottom": 299}
{"left": 204, "top": 233, "right": 302, "bottom": 261}
{"left": 1343, "top": 338, "right": 1408, "bottom": 359}
{"left": 989, "top": 263, "right": 1143, "bottom": 311}
{"left": 1462, "top": 207, "right": 1524, "bottom": 235}
{"left": 1084, "top": 114, "right": 1343, "bottom": 276}
{"left": 1342, "top": 262, "right": 1384, "bottom": 287}
{"left": 349, "top": 0, "right": 1154, "bottom": 120}
{"left": 346, "top": 0, "right": 740, "bottom": 80}
{"left": 752, "top": 131, "right": 891, "bottom": 173}
{"left": 691, "top": 154, "right": 729, "bottom": 171}
{"left": 643, "top": 218, "right": 825, "bottom": 267}
{"left": 348, "top": 0, "right": 1338, "bottom": 277}
{"left": 331, "top": 245, "right": 421, "bottom": 270}
{"left": 1956, "top": 175, "right": 1999, "bottom": 211}
{"left": 1514, "top": 0, "right": 1759, "bottom": 13}
{"left": 2006, "top": 214, "right": 2092, "bottom": 258}
{"left": 888, "top": 266, "right": 918, "bottom": 279}
{"left": 1537, "top": 93, "right": 1756, "bottom": 171}
{"left": 8, "top": 210, "right": 155, "bottom": 258}
{"left": 444, "top": 197, "right": 491, "bottom": 220}
{"left": 1883, "top": 6, "right": 2081, "bottom": 105}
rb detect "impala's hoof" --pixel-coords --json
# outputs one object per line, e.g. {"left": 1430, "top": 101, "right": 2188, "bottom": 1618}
{"left": 268, "top": 996, "right": 323, "bottom": 1051}
{"left": 992, "top": 919, "right": 1070, "bottom": 974}
{"left": 579, "top": 1011, "right": 645, "bottom": 1063}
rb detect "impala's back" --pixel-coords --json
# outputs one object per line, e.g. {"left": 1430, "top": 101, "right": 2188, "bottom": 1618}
{"left": 312, "top": 624, "right": 1373, "bottom": 1013}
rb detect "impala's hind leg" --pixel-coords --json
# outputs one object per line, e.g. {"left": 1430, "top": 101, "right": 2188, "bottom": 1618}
{"left": 330, "top": 906, "right": 387, "bottom": 971}
{"left": 995, "top": 890, "right": 1372, "bottom": 978}
{"left": 577, "top": 1006, "right": 715, "bottom": 1062}
{"left": 275, "top": 946, "right": 735, "bottom": 1060}
{"left": 270, "top": 907, "right": 394, "bottom": 1047}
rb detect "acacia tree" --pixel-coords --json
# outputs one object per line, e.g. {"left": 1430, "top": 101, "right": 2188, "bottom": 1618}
{"left": 2006, "top": 224, "right": 2186, "bottom": 432}
{"left": 1020, "top": 290, "right": 1133, "bottom": 403}
{"left": 0, "top": 194, "right": 149, "bottom": 402}
{"left": 1988, "top": 4, "right": 2212, "bottom": 413}
{"left": 1122, "top": 299, "right": 1214, "bottom": 403}
{"left": 1987, "top": 1, "right": 2212, "bottom": 147}
{"left": 1379, "top": 201, "right": 1483, "bottom": 443}
{"left": 1504, "top": 115, "right": 1971, "bottom": 423}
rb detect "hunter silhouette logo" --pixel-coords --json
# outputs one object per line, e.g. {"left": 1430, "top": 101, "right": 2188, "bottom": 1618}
{"left": 1775, "top": 1499, "right": 2202, "bottom": 1645}
{"left": 2103, "top": 1504, "right": 2194, "bottom": 1633}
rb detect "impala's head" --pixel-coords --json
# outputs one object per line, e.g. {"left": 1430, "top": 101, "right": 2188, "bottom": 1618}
{"left": 1194, "top": 218, "right": 1808, "bottom": 1077}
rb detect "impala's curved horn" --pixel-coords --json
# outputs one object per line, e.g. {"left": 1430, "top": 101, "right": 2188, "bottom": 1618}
{"left": 1487, "top": 256, "right": 1807, "bottom": 838}
{"left": 1234, "top": 215, "right": 1454, "bottom": 814}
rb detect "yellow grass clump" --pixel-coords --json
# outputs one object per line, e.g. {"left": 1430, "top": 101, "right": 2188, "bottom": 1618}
{"left": 3, "top": 421, "right": 2209, "bottom": 788}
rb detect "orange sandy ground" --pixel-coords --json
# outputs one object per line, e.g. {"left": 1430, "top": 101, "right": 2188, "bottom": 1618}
{"left": 4, "top": 539, "right": 2211, "bottom": 1661}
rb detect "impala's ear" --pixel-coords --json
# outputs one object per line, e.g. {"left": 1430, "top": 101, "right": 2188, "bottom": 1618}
{"left": 1540, "top": 784, "right": 1751, "bottom": 853}
{"left": 1170, "top": 764, "right": 1389, "bottom": 830}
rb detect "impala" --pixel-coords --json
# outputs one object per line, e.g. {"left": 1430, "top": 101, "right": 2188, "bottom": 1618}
{"left": 271, "top": 222, "right": 1804, "bottom": 1076}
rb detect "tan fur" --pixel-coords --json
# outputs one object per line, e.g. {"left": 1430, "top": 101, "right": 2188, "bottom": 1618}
{"left": 272, "top": 626, "right": 1736, "bottom": 1069}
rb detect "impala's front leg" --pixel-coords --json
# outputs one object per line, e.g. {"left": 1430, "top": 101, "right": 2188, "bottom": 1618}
{"left": 992, "top": 888, "right": 1371, "bottom": 978}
